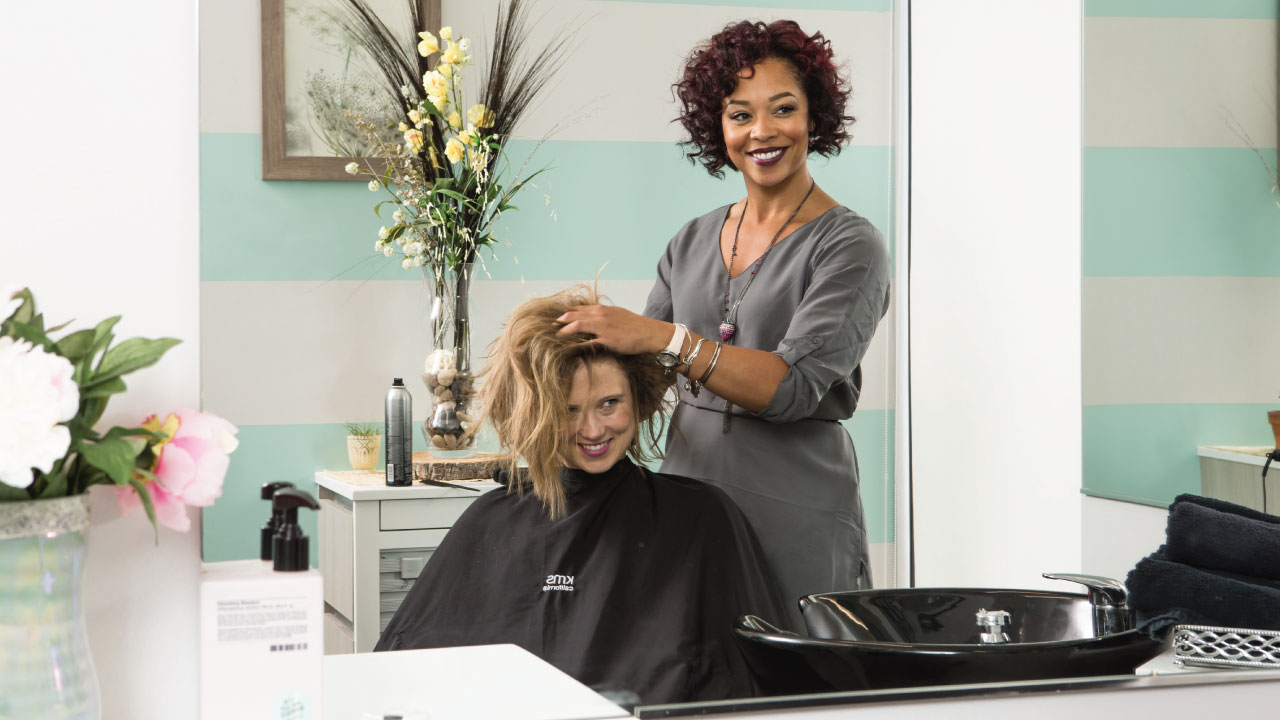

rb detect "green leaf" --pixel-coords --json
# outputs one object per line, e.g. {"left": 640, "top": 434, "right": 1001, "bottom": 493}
{"left": 0, "top": 483, "right": 33, "bottom": 501}
{"left": 46, "top": 318, "right": 73, "bottom": 334}
{"left": 81, "top": 377, "right": 127, "bottom": 399}
{"left": 56, "top": 328, "right": 97, "bottom": 362}
{"left": 102, "top": 425, "right": 166, "bottom": 442}
{"left": 127, "top": 476, "right": 159, "bottom": 540}
{"left": 7, "top": 321, "right": 57, "bottom": 352}
{"left": 37, "top": 469, "right": 68, "bottom": 498}
{"left": 435, "top": 188, "right": 472, "bottom": 204}
{"left": 75, "top": 436, "right": 141, "bottom": 487}
{"left": 87, "top": 336, "right": 181, "bottom": 387}
{"left": 9, "top": 288, "right": 35, "bottom": 324}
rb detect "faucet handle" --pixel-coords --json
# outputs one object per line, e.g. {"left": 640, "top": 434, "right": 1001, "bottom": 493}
{"left": 1042, "top": 573, "right": 1128, "bottom": 607}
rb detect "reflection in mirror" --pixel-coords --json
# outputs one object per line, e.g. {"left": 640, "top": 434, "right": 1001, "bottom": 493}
{"left": 1080, "top": 0, "right": 1280, "bottom": 582}
{"left": 198, "top": 0, "right": 900, "bottom": 707}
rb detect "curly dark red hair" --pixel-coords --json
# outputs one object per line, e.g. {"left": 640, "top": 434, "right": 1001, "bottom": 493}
{"left": 673, "top": 20, "right": 853, "bottom": 178}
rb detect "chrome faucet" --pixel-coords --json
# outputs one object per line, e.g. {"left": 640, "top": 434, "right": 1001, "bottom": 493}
{"left": 1043, "top": 573, "right": 1133, "bottom": 636}
{"left": 975, "top": 608, "right": 1011, "bottom": 644}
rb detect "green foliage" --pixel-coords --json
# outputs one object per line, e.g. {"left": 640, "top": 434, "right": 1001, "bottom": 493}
{"left": 2, "top": 288, "right": 180, "bottom": 509}
{"left": 344, "top": 422, "right": 382, "bottom": 436}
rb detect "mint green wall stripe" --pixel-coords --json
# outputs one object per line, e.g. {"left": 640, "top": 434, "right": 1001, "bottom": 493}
{"left": 201, "top": 423, "right": 434, "bottom": 565}
{"left": 203, "top": 413, "right": 895, "bottom": 561}
{"left": 1084, "top": 0, "right": 1276, "bottom": 19}
{"left": 592, "top": 0, "right": 892, "bottom": 11}
{"left": 1083, "top": 147, "right": 1280, "bottom": 277}
{"left": 843, "top": 409, "right": 895, "bottom": 543}
{"left": 200, "top": 133, "right": 894, "bottom": 282}
{"left": 1082, "top": 403, "right": 1275, "bottom": 506}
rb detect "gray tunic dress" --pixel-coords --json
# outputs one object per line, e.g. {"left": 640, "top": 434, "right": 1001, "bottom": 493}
{"left": 643, "top": 203, "right": 890, "bottom": 622}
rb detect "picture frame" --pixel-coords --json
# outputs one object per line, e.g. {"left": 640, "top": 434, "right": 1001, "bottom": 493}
{"left": 261, "top": 0, "right": 442, "bottom": 180}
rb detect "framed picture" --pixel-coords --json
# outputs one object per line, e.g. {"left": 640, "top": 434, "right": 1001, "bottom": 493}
{"left": 261, "top": 0, "right": 441, "bottom": 180}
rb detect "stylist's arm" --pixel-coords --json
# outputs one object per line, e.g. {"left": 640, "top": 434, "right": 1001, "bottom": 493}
{"left": 556, "top": 306, "right": 789, "bottom": 413}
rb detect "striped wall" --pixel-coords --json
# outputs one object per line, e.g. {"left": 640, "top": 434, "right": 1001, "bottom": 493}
{"left": 1082, "top": 2, "right": 1280, "bottom": 508}
{"left": 199, "top": 0, "right": 899, "bottom": 579}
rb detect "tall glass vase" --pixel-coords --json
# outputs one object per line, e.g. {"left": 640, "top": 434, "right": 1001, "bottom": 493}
{"left": 0, "top": 494, "right": 100, "bottom": 720}
{"left": 422, "top": 262, "right": 478, "bottom": 458}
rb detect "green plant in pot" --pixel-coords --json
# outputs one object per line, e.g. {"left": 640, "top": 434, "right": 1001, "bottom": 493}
{"left": 345, "top": 422, "right": 382, "bottom": 472}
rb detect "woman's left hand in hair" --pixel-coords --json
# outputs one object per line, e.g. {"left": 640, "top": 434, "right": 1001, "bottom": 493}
{"left": 556, "top": 305, "right": 670, "bottom": 355}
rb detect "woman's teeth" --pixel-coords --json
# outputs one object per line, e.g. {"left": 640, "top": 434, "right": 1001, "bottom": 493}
{"left": 579, "top": 440, "right": 610, "bottom": 457}
{"left": 752, "top": 149, "right": 783, "bottom": 160}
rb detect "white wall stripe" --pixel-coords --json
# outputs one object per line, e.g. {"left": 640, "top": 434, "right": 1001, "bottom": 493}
{"left": 1084, "top": 16, "right": 1277, "bottom": 148}
{"left": 1083, "top": 276, "right": 1280, "bottom": 406}
{"left": 201, "top": 278, "right": 896, "bottom": 425}
{"left": 201, "top": 0, "right": 894, "bottom": 145}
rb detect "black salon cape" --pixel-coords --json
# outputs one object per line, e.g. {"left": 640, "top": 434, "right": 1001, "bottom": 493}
{"left": 374, "top": 457, "right": 787, "bottom": 706}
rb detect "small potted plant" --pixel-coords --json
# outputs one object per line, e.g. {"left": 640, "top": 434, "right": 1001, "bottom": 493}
{"left": 345, "top": 423, "right": 382, "bottom": 472}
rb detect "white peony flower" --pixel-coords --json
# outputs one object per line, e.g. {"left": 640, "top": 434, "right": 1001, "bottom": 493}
{"left": 344, "top": 162, "right": 359, "bottom": 175}
{"left": 0, "top": 337, "right": 79, "bottom": 489}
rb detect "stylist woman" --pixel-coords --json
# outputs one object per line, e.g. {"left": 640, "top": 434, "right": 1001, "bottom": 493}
{"left": 557, "top": 20, "right": 890, "bottom": 612}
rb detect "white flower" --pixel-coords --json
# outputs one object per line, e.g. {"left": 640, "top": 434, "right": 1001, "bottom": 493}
{"left": 458, "top": 38, "right": 470, "bottom": 54}
{"left": 439, "top": 26, "right": 452, "bottom": 41}
{"left": 369, "top": 180, "right": 380, "bottom": 192}
{"left": 404, "top": 241, "right": 423, "bottom": 256}
{"left": 383, "top": 245, "right": 395, "bottom": 257}
{"left": 412, "top": 255, "right": 425, "bottom": 267}
{"left": 374, "top": 240, "right": 384, "bottom": 252}
{"left": 402, "top": 257, "right": 414, "bottom": 270}
{"left": 400, "top": 84, "right": 411, "bottom": 97}
{"left": 0, "top": 337, "right": 79, "bottom": 489}
{"left": 344, "top": 162, "right": 359, "bottom": 175}
{"left": 393, "top": 210, "right": 405, "bottom": 224}
{"left": 379, "top": 226, "right": 389, "bottom": 240}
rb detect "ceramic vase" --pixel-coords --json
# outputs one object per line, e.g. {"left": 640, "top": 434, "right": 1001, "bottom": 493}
{"left": 0, "top": 494, "right": 100, "bottom": 720}
{"left": 346, "top": 434, "right": 381, "bottom": 472}
{"left": 422, "top": 263, "right": 478, "bottom": 458}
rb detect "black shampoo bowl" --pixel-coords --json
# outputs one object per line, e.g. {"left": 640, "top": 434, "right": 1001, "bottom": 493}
{"left": 735, "top": 584, "right": 1165, "bottom": 694}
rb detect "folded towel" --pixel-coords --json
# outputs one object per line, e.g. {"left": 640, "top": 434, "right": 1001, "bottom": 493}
{"left": 1172, "top": 493, "right": 1280, "bottom": 526}
{"left": 1126, "top": 549, "right": 1280, "bottom": 639}
{"left": 1164, "top": 497, "right": 1280, "bottom": 580}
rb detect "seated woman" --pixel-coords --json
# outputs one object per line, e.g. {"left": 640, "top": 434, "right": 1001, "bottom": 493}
{"left": 375, "top": 286, "right": 788, "bottom": 706}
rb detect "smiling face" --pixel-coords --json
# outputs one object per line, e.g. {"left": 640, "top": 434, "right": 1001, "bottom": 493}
{"left": 561, "top": 358, "right": 636, "bottom": 474}
{"left": 721, "top": 56, "right": 814, "bottom": 189}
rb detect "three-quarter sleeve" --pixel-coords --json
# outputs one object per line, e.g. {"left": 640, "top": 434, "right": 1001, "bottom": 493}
{"left": 643, "top": 237, "right": 675, "bottom": 322}
{"left": 755, "top": 223, "right": 890, "bottom": 424}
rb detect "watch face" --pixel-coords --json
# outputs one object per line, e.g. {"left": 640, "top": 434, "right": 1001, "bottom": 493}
{"left": 656, "top": 351, "right": 679, "bottom": 368}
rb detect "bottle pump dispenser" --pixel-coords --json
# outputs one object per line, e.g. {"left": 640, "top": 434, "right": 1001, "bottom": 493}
{"left": 259, "top": 481, "right": 295, "bottom": 562}
{"left": 272, "top": 488, "right": 321, "bottom": 572}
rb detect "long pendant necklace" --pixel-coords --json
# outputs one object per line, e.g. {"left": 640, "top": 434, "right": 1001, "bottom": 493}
{"left": 719, "top": 179, "right": 816, "bottom": 341}
{"left": 718, "top": 179, "right": 816, "bottom": 432}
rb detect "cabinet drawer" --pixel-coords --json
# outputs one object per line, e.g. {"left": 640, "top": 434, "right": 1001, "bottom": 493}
{"left": 380, "top": 497, "right": 475, "bottom": 530}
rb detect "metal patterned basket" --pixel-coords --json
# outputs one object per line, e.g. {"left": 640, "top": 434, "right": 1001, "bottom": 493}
{"left": 1173, "top": 624, "right": 1280, "bottom": 669}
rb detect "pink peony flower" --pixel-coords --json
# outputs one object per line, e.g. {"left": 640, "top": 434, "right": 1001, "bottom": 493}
{"left": 116, "top": 408, "right": 238, "bottom": 532}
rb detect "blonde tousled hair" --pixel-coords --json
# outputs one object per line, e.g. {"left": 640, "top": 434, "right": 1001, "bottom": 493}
{"left": 478, "top": 285, "right": 675, "bottom": 519}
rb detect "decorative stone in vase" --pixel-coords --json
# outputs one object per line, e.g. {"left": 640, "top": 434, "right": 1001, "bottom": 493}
{"left": 423, "top": 262, "right": 478, "bottom": 458}
{"left": 0, "top": 494, "right": 100, "bottom": 719}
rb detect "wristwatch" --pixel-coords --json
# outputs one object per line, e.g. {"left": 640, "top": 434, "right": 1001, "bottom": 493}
{"left": 656, "top": 324, "right": 687, "bottom": 372}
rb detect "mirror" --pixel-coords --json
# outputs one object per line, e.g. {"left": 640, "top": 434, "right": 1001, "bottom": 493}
{"left": 1079, "top": 1, "right": 1279, "bottom": 582}
{"left": 199, "top": 0, "right": 901, "bottom": 650}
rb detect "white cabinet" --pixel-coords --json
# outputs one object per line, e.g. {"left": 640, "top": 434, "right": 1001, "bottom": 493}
{"left": 314, "top": 470, "right": 500, "bottom": 653}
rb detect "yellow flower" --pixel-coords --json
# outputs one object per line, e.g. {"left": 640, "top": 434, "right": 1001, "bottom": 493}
{"left": 448, "top": 111, "right": 461, "bottom": 129}
{"left": 467, "top": 104, "right": 495, "bottom": 128}
{"left": 437, "top": 63, "right": 453, "bottom": 78}
{"left": 428, "top": 93, "right": 448, "bottom": 113}
{"left": 423, "top": 70, "right": 450, "bottom": 98}
{"left": 404, "top": 129, "right": 424, "bottom": 154}
{"left": 417, "top": 31, "right": 438, "bottom": 57}
{"left": 458, "top": 125, "right": 478, "bottom": 146}
{"left": 407, "top": 108, "right": 422, "bottom": 125}
{"left": 398, "top": 121, "right": 409, "bottom": 132}
{"left": 445, "top": 137, "right": 465, "bottom": 164}
{"left": 439, "top": 26, "right": 452, "bottom": 41}
{"left": 467, "top": 147, "right": 486, "bottom": 173}
{"left": 441, "top": 42, "right": 463, "bottom": 65}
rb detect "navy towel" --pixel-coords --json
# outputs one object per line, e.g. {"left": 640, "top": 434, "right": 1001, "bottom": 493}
{"left": 1126, "top": 549, "right": 1280, "bottom": 638}
{"left": 1164, "top": 495, "right": 1280, "bottom": 580}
